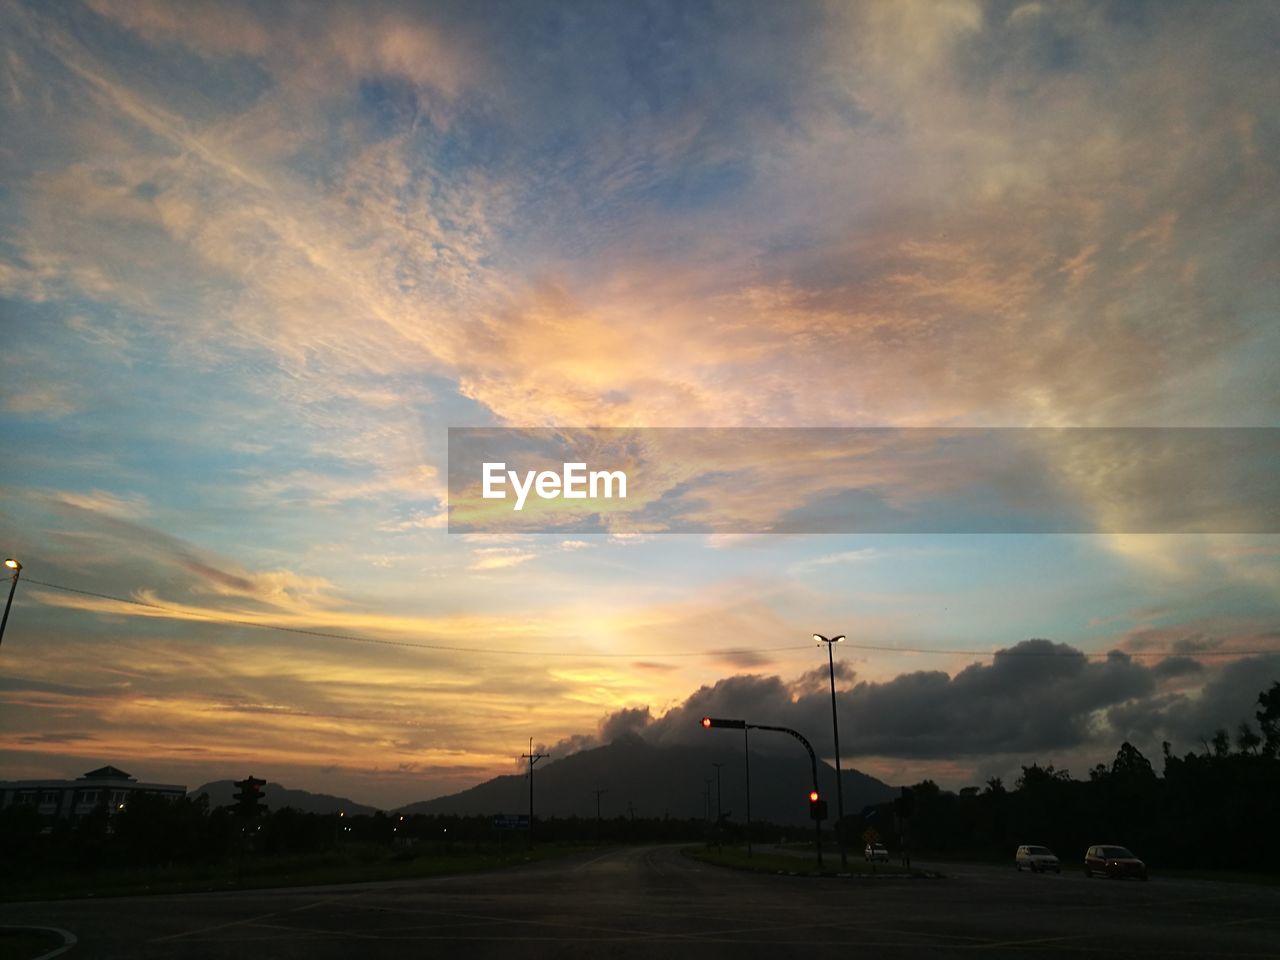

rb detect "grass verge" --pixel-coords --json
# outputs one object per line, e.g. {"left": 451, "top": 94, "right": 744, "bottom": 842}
{"left": 684, "top": 845, "right": 926, "bottom": 878}
{"left": 1, "top": 843, "right": 589, "bottom": 903}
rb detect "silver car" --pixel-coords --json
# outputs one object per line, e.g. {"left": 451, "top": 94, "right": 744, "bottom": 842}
{"left": 1015, "top": 844, "right": 1061, "bottom": 873}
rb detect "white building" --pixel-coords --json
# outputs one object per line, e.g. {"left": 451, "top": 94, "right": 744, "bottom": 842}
{"left": 0, "top": 765, "right": 185, "bottom": 819}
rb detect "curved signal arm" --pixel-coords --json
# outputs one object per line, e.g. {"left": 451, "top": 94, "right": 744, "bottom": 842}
{"left": 745, "top": 723, "right": 820, "bottom": 795}
{"left": 700, "top": 715, "right": 826, "bottom": 867}
{"left": 700, "top": 716, "right": 818, "bottom": 793}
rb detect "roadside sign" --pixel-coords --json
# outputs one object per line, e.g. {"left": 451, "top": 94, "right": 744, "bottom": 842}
{"left": 493, "top": 816, "right": 530, "bottom": 830}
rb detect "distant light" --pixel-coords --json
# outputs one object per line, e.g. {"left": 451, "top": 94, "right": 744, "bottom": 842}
{"left": 3, "top": 559, "right": 19, "bottom": 571}
{"left": 812, "top": 633, "right": 824, "bottom": 643}
{"left": 833, "top": 635, "right": 845, "bottom": 642}
{"left": 809, "top": 790, "right": 820, "bottom": 802}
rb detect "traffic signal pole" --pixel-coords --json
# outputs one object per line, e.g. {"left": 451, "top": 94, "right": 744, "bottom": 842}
{"left": 701, "top": 716, "right": 824, "bottom": 868}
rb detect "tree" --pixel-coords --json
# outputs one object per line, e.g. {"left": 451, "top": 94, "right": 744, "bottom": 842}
{"left": 1257, "top": 682, "right": 1280, "bottom": 758}
{"left": 1211, "top": 728, "right": 1231, "bottom": 758}
{"left": 1235, "top": 721, "right": 1261, "bottom": 756}
{"left": 1111, "top": 742, "right": 1156, "bottom": 781}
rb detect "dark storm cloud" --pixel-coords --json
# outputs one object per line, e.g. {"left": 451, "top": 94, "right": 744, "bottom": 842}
{"left": 544, "top": 705, "right": 658, "bottom": 760}
{"left": 599, "top": 706, "right": 654, "bottom": 743}
{"left": 1150, "top": 656, "right": 1204, "bottom": 680}
{"left": 585, "top": 641, "right": 1278, "bottom": 762}
{"left": 1108, "top": 653, "right": 1280, "bottom": 747}
{"left": 815, "top": 640, "right": 1153, "bottom": 757}
{"left": 789, "top": 660, "right": 855, "bottom": 698}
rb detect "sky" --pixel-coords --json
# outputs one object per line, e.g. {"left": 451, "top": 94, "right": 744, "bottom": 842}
{"left": 0, "top": 0, "right": 1277, "bottom": 809}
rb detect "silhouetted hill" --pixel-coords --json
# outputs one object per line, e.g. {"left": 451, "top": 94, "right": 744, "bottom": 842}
{"left": 398, "top": 734, "right": 896, "bottom": 824}
{"left": 192, "top": 780, "right": 379, "bottom": 815}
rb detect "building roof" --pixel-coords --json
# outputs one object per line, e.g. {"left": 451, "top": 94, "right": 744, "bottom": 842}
{"left": 79, "top": 766, "right": 136, "bottom": 781}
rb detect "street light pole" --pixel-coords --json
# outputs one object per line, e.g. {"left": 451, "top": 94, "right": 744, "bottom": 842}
{"left": 743, "top": 726, "right": 753, "bottom": 859}
{"left": 814, "top": 633, "right": 848, "bottom": 869}
{"left": 0, "top": 559, "right": 22, "bottom": 650}
{"left": 711, "top": 762, "right": 724, "bottom": 854}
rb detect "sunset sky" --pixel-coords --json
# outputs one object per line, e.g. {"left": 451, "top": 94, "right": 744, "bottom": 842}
{"left": 1, "top": 0, "right": 1277, "bottom": 809}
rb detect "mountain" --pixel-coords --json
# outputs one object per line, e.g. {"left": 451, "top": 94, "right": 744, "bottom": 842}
{"left": 191, "top": 780, "right": 379, "bottom": 816}
{"left": 398, "top": 734, "right": 896, "bottom": 825}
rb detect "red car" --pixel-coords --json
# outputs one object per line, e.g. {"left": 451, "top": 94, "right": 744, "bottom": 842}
{"left": 1084, "top": 845, "right": 1148, "bottom": 880}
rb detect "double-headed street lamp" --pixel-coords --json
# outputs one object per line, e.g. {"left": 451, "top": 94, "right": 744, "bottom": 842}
{"left": 1, "top": 558, "right": 21, "bottom": 649}
{"left": 814, "top": 632, "right": 847, "bottom": 869}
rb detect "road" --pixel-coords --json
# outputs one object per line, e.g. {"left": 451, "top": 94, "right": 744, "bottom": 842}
{"left": 2, "top": 846, "right": 1277, "bottom": 958}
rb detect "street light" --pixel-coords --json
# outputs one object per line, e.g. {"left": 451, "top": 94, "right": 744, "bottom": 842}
{"left": 814, "top": 632, "right": 848, "bottom": 869}
{"left": 1, "top": 559, "right": 21, "bottom": 650}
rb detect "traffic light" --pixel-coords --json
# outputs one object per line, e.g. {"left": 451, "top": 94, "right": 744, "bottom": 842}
{"left": 233, "top": 775, "right": 267, "bottom": 816}
{"left": 699, "top": 716, "right": 746, "bottom": 729}
{"left": 808, "top": 790, "right": 828, "bottom": 821}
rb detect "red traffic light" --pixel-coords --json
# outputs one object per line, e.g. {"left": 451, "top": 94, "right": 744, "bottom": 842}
{"left": 809, "top": 794, "right": 828, "bottom": 821}
{"left": 699, "top": 716, "right": 747, "bottom": 730}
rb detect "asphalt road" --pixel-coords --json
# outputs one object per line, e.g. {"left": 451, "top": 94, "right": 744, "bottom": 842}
{"left": 2, "top": 846, "right": 1277, "bottom": 959}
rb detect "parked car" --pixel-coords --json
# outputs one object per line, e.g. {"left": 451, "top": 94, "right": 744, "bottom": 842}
{"left": 1084, "top": 845, "right": 1148, "bottom": 880}
{"left": 1015, "top": 844, "right": 1061, "bottom": 873}
{"left": 864, "top": 843, "right": 889, "bottom": 863}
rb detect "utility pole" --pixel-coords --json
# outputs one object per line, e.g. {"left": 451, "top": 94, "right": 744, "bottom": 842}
{"left": 521, "top": 738, "right": 549, "bottom": 851}
{"left": 592, "top": 786, "right": 607, "bottom": 843}
{"left": 703, "top": 780, "right": 712, "bottom": 823}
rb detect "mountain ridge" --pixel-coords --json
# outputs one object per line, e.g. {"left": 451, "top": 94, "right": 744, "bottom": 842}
{"left": 397, "top": 734, "right": 897, "bottom": 825}
{"left": 191, "top": 780, "right": 380, "bottom": 816}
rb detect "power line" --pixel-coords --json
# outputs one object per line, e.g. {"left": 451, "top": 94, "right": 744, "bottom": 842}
{"left": 20, "top": 576, "right": 1278, "bottom": 663}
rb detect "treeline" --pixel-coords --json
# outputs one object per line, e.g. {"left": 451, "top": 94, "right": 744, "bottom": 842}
{"left": 0, "top": 792, "right": 803, "bottom": 877}
{"left": 857, "top": 681, "right": 1280, "bottom": 872}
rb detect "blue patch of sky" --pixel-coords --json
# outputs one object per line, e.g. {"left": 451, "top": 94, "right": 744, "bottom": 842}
{"left": 538, "top": 532, "right": 1156, "bottom": 652}
{"left": 57, "top": 0, "right": 273, "bottom": 123}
